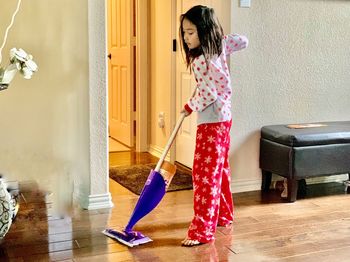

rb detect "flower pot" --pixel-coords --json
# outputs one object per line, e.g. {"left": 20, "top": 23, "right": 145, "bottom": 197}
{"left": 0, "top": 179, "right": 13, "bottom": 239}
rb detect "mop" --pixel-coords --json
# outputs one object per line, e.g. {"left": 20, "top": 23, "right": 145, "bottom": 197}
{"left": 103, "top": 112, "right": 187, "bottom": 247}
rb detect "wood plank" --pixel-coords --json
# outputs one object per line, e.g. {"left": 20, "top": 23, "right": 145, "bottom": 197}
{"left": 1, "top": 151, "right": 350, "bottom": 261}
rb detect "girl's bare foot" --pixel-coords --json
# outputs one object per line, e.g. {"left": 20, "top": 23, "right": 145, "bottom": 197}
{"left": 181, "top": 237, "right": 202, "bottom": 247}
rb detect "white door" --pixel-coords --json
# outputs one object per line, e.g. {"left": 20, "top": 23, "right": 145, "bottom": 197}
{"left": 108, "top": 0, "right": 134, "bottom": 147}
{"left": 175, "top": 0, "right": 230, "bottom": 168}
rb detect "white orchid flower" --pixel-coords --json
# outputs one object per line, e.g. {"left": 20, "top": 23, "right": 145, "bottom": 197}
{"left": 25, "top": 59, "right": 38, "bottom": 72}
{"left": 14, "top": 60, "right": 22, "bottom": 70}
{"left": 0, "top": 47, "right": 38, "bottom": 87}
{"left": 10, "top": 48, "right": 28, "bottom": 62}
{"left": 21, "top": 66, "right": 34, "bottom": 79}
{"left": 10, "top": 48, "right": 38, "bottom": 72}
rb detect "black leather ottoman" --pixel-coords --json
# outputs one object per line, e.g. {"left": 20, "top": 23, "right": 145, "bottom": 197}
{"left": 259, "top": 121, "right": 350, "bottom": 202}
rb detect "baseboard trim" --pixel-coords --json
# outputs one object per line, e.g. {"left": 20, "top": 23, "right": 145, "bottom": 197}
{"left": 235, "top": 174, "right": 350, "bottom": 193}
{"left": 77, "top": 192, "right": 114, "bottom": 210}
{"left": 148, "top": 144, "right": 170, "bottom": 161}
{"left": 231, "top": 178, "right": 261, "bottom": 193}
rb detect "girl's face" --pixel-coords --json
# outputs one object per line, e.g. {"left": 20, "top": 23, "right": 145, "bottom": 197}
{"left": 182, "top": 18, "right": 200, "bottom": 49}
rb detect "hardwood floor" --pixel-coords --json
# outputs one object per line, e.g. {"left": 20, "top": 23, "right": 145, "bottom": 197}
{"left": 1, "top": 151, "right": 350, "bottom": 261}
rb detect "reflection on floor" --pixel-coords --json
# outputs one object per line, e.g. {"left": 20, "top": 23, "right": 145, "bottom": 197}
{"left": 109, "top": 151, "right": 158, "bottom": 168}
{"left": 2, "top": 151, "right": 350, "bottom": 261}
{"left": 109, "top": 137, "right": 130, "bottom": 152}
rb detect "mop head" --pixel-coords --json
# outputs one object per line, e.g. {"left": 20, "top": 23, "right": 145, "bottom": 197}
{"left": 103, "top": 163, "right": 176, "bottom": 247}
{"left": 102, "top": 228, "right": 152, "bottom": 247}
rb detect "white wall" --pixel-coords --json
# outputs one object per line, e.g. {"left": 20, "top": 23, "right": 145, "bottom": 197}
{"left": 230, "top": 0, "right": 350, "bottom": 191}
{"left": 86, "top": 0, "right": 112, "bottom": 209}
{"left": 0, "top": 0, "right": 101, "bottom": 210}
{"left": 148, "top": 0, "right": 350, "bottom": 193}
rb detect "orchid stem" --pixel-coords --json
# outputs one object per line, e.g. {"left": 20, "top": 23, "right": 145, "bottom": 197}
{"left": 0, "top": 0, "right": 22, "bottom": 65}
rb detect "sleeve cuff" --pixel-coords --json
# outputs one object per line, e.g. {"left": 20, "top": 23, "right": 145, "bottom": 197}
{"left": 184, "top": 104, "right": 193, "bottom": 114}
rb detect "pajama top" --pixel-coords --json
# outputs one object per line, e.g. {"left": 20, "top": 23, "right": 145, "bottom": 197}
{"left": 184, "top": 34, "right": 248, "bottom": 125}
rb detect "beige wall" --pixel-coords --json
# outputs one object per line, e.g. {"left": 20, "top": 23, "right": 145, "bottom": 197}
{"left": 230, "top": 0, "right": 350, "bottom": 191}
{"left": 0, "top": 0, "right": 90, "bottom": 208}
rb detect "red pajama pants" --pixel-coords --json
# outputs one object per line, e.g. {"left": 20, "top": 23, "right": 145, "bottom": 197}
{"left": 187, "top": 120, "right": 234, "bottom": 243}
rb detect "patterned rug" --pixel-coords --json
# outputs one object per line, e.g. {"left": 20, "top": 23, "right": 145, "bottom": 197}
{"left": 109, "top": 163, "right": 193, "bottom": 195}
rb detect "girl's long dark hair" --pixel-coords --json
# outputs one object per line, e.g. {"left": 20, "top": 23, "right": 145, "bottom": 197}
{"left": 179, "top": 5, "right": 224, "bottom": 69}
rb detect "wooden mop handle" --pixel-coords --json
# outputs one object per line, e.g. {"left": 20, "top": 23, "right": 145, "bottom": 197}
{"left": 154, "top": 88, "right": 196, "bottom": 172}
{"left": 154, "top": 112, "right": 186, "bottom": 172}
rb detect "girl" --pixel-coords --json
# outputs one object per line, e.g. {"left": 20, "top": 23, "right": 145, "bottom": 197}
{"left": 179, "top": 5, "right": 248, "bottom": 246}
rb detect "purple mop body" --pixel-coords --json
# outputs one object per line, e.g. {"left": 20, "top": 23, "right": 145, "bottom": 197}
{"left": 103, "top": 112, "right": 187, "bottom": 247}
{"left": 103, "top": 170, "right": 166, "bottom": 247}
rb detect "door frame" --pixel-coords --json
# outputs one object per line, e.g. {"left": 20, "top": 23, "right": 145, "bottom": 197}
{"left": 170, "top": 0, "right": 177, "bottom": 163}
{"left": 135, "top": 0, "right": 149, "bottom": 152}
{"left": 82, "top": 0, "right": 148, "bottom": 209}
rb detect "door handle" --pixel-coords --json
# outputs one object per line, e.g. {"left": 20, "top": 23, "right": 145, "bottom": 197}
{"left": 108, "top": 53, "right": 111, "bottom": 59}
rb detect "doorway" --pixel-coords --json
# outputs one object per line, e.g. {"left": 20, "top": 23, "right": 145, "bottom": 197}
{"left": 107, "top": 0, "right": 148, "bottom": 152}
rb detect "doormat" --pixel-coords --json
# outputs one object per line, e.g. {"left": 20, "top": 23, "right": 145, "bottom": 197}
{"left": 109, "top": 163, "right": 193, "bottom": 195}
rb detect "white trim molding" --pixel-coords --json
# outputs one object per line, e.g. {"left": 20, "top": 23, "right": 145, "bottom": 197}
{"left": 231, "top": 178, "right": 261, "bottom": 193}
{"left": 83, "top": 193, "right": 114, "bottom": 210}
{"left": 231, "top": 174, "right": 349, "bottom": 194}
{"left": 135, "top": 0, "right": 149, "bottom": 152}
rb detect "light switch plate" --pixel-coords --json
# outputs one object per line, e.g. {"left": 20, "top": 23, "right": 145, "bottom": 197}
{"left": 240, "top": 0, "right": 251, "bottom": 8}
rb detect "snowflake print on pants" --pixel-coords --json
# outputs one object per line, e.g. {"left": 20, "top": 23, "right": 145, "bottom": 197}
{"left": 187, "top": 120, "right": 234, "bottom": 243}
